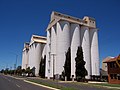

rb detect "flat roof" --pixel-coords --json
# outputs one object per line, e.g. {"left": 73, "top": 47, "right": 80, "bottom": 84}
{"left": 30, "top": 35, "right": 47, "bottom": 45}
{"left": 46, "top": 11, "right": 96, "bottom": 31}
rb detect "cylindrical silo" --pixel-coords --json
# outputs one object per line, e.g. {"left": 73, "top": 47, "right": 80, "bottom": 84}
{"left": 28, "top": 45, "right": 33, "bottom": 69}
{"left": 71, "top": 24, "right": 80, "bottom": 77}
{"left": 50, "top": 26, "right": 57, "bottom": 77}
{"left": 46, "top": 30, "right": 51, "bottom": 79}
{"left": 26, "top": 50, "right": 29, "bottom": 69}
{"left": 81, "top": 26, "right": 91, "bottom": 79}
{"left": 90, "top": 29, "right": 99, "bottom": 75}
{"left": 24, "top": 50, "right": 29, "bottom": 69}
{"left": 34, "top": 43, "right": 42, "bottom": 76}
{"left": 56, "top": 20, "right": 70, "bottom": 75}
{"left": 29, "top": 44, "right": 35, "bottom": 69}
{"left": 22, "top": 51, "right": 25, "bottom": 69}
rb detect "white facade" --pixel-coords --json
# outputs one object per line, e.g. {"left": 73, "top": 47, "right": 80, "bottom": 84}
{"left": 45, "top": 11, "right": 100, "bottom": 79}
{"left": 22, "top": 43, "right": 29, "bottom": 69}
{"left": 22, "top": 11, "right": 100, "bottom": 79}
{"left": 22, "top": 35, "right": 47, "bottom": 76}
{"left": 71, "top": 24, "right": 80, "bottom": 76}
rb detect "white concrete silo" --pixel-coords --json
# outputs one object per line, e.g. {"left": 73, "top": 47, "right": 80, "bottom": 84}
{"left": 34, "top": 43, "right": 42, "bottom": 76}
{"left": 22, "top": 51, "right": 25, "bottom": 69}
{"left": 46, "top": 30, "right": 51, "bottom": 78}
{"left": 22, "top": 43, "right": 29, "bottom": 69}
{"left": 71, "top": 24, "right": 80, "bottom": 77}
{"left": 50, "top": 26, "right": 57, "bottom": 77}
{"left": 90, "top": 29, "right": 99, "bottom": 75}
{"left": 24, "top": 50, "right": 29, "bottom": 69}
{"left": 81, "top": 26, "right": 91, "bottom": 79}
{"left": 28, "top": 35, "right": 47, "bottom": 76}
{"left": 56, "top": 21, "right": 70, "bottom": 75}
{"left": 28, "top": 44, "right": 33, "bottom": 68}
{"left": 28, "top": 44, "right": 35, "bottom": 70}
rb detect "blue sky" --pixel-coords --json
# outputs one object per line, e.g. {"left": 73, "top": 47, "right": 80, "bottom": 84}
{"left": 0, "top": 0, "right": 120, "bottom": 70}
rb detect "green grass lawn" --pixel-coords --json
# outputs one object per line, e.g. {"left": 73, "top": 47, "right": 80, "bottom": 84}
{"left": 26, "top": 79, "right": 120, "bottom": 90}
{"left": 27, "top": 79, "right": 77, "bottom": 90}
{"left": 91, "top": 83, "right": 120, "bottom": 88}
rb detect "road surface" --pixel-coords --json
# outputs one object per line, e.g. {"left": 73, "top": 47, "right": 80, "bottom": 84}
{"left": 0, "top": 74, "right": 51, "bottom": 90}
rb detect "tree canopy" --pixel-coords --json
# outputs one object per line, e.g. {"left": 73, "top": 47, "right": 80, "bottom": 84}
{"left": 64, "top": 47, "right": 71, "bottom": 81}
{"left": 75, "top": 46, "right": 88, "bottom": 81}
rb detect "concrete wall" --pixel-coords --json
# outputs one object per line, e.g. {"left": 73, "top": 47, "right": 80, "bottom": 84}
{"left": 71, "top": 24, "right": 80, "bottom": 77}
{"left": 46, "top": 22, "right": 100, "bottom": 79}
{"left": 81, "top": 26, "right": 91, "bottom": 79}
{"left": 22, "top": 49, "right": 29, "bottom": 69}
{"left": 90, "top": 29, "right": 99, "bottom": 75}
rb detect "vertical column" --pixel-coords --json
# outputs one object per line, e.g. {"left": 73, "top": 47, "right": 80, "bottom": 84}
{"left": 22, "top": 51, "right": 25, "bottom": 69}
{"left": 35, "top": 43, "right": 42, "bottom": 76}
{"left": 90, "top": 29, "right": 99, "bottom": 75}
{"left": 24, "top": 51, "right": 26, "bottom": 69}
{"left": 26, "top": 50, "right": 29, "bottom": 69}
{"left": 81, "top": 26, "right": 91, "bottom": 79}
{"left": 71, "top": 24, "right": 80, "bottom": 77}
{"left": 28, "top": 45, "right": 32, "bottom": 68}
{"left": 50, "top": 26, "right": 57, "bottom": 77}
{"left": 56, "top": 21, "right": 70, "bottom": 75}
{"left": 46, "top": 30, "right": 51, "bottom": 79}
{"left": 24, "top": 50, "right": 29, "bottom": 69}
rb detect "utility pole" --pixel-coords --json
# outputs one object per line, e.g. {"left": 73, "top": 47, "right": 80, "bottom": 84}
{"left": 10, "top": 51, "right": 18, "bottom": 70}
{"left": 14, "top": 55, "right": 18, "bottom": 70}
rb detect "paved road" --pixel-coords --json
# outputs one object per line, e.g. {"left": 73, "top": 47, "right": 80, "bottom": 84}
{"left": 0, "top": 74, "right": 51, "bottom": 90}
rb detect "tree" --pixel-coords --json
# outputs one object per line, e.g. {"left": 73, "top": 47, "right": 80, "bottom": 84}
{"left": 64, "top": 47, "right": 71, "bottom": 81}
{"left": 16, "top": 66, "right": 22, "bottom": 75}
{"left": 25, "top": 67, "right": 31, "bottom": 76}
{"left": 39, "top": 55, "right": 46, "bottom": 78}
{"left": 75, "top": 46, "right": 88, "bottom": 81}
{"left": 31, "top": 67, "right": 36, "bottom": 76}
{"left": 0, "top": 69, "right": 4, "bottom": 73}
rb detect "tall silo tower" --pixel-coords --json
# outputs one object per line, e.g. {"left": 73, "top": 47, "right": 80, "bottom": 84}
{"left": 28, "top": 35, "right": 47, "bottom": 76}
{"left": 46, "top": 11, "right": 99, "bottom": 79}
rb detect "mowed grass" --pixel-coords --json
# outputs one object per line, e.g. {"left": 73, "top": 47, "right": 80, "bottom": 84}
{"left": 26, "top": 79, "right": 120, "bottom": 90}
{"left": 27, "top": 79, "right": 77, "bottom": 90}
{"left": 91, "top": 83, "right": 120, "bottom": 88}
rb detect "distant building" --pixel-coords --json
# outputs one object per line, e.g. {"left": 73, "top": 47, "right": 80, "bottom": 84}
{"left": 103, "top": 55, "right": 120, "bottom": 84}
{"left": 100, "top": 57, "right": 114, "bottom": 81}
{"left": 22, "top": 35, "right": 47, "bottom": 76}
{"left": 22, "top": 42, "right": 29, "bottom": 69}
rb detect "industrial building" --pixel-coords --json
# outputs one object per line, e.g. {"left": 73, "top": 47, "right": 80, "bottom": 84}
{"left": 45, "top": 11, "right": 99, "bottom": 79}
{"left": 22, "top": 11, "right": 100, "bottom": 79}
{"left": 22, "top": 35, "right": 47, "bottom": 76}
{"left": 22, "top": 42, "right": 29, "bottom": 69}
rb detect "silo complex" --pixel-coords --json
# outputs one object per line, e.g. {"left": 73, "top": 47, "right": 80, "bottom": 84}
{"left": 22, "top": 11, "right": 100, "bottom": 79}
{"left": 46, "top": 11, "right": 99, "bottom": 79}
{"left": 22, "top": 35, "right": 47, "bottom": 76}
